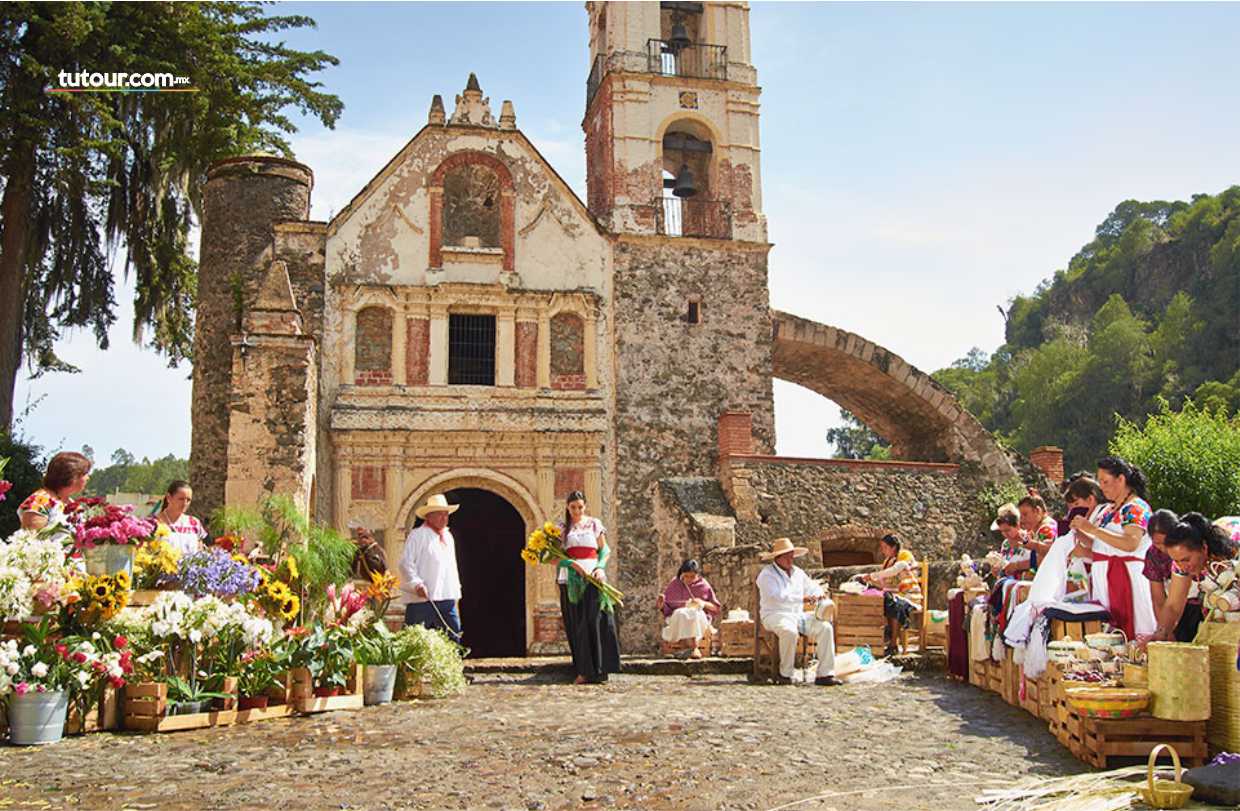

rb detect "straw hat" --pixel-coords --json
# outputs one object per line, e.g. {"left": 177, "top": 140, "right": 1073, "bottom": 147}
{"left": 415, "top": 494, "right": 460, "bottom": 519}
{"left": 990, "top": 502, "right": 1019, "bottom": 531}
{"left": 760, "top": 537, "right": 808, "bottom": 561}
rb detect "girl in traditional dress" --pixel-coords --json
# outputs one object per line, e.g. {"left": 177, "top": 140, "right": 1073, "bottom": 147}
{"left": 557, "top": 490, "right": 621, "bottom": 684}
{"left": 865, "top": 534, "right": 923, "bottom": 656}
{"left": 1069, "top": 456, "right": 1156, "bottom": 640}
{"left": 154, "top": 480, "right": 207, "bottom": 556}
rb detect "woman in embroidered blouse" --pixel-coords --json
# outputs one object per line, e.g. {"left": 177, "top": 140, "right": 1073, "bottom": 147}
{"left": 657, "top": 559, "right": 722, "bottom": 658}
{"left": 1155, "top": 513, "right": 1239, "bottom": 642}
{"left": 558, "top": 490, "right": 621, "bottom": 685}
{"left": 1018, "top": 494, "right": 1058, "bottom": 567}
{"left": 992, "top": 508, "right": 1034, "bottom": 578}
{"left": 17, "top": 451, "right": 92, "bottom": 531}
{"left": 864, "top": 534, "right": 922, "bottom": 656}
{"left": 1142, "top": 509, "right": 1180, "bottom": 621}
{"left": 154, "top": 480, "right": 207, "bottom": 557}
{"left": 1069, "top": 455, "right": 1156, "bottom": 640}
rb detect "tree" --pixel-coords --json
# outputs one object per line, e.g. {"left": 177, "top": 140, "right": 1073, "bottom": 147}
{"left": 0, "top": 3, "right": 343, "bottom": 429}
{"left": 825, "top": 409, "right": 891, "bottom": 460}
{"left": 0, "top": 430, "right": 44, "bottom": 537}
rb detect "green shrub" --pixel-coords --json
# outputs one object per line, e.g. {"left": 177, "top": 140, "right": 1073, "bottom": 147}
{"left": 1110, "top": 398, "right": 1240, "bottom": 517}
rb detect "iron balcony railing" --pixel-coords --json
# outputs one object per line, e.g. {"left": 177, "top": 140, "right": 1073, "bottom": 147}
{"left": 646, "top": 39, "right": 728, "bottom": 81}
{"left": 654, "top": 196, "right": 732, "bottom": 240}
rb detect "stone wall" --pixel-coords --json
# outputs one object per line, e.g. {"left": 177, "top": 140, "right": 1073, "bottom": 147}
{"left": 191, "top": 156, "right": 313, "bottom": 520}
{"left": 611, "top": 238, "right": 774, "bottom": 652}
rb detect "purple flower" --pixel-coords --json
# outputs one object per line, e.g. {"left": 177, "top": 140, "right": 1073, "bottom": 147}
{"left": 177, "top": 549, "right": 261, "bottom": 598}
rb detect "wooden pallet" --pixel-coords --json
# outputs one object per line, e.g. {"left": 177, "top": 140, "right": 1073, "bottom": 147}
{"left": 968, "top": 655, "right": 987, "bottom": 688}
{"left": 719, "top": 621, "right": 754, "bottom": 657}
{"left": 290, "top": 664, "right": 364, "bottom": 714}
{"left": 235, "top": 702, "right": 294, "bottom": 724}
{"left": 122, "top": 681, "right": 240, "bottom": 732}
{"left": 1077, "top": 714, "right": 1207, "bottom": 770}
{"left": 834, "top": 594, "right": 885, "bottom": 651}
{"left": 1050, "top": 618, "right": 1104, "bottom": 641}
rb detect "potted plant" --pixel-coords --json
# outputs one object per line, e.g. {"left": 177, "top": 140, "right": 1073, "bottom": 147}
{"left": 65, "top": 498, "right": 159, "bottom": 578}
{"left": 132, "top": 530, "right": 181, "bottom": 595}
{"left": 236, "top": 640, "right": 288, "bottom": 710}
{"left": 355, "top": 623, "right": 399, "bottom": 705}
{"left": 391, "top": 624, "right": 468, "bottom": 701}
{"left": 163, "top": 675, "right": 231, "bottom": 716}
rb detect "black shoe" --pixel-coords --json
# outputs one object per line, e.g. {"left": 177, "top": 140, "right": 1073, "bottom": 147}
{"left": 815, "top": 675, "right": 843, "bottom": 686}
{"left": 884, "top": 645, "right": 898, "bottom": 658}
{"left": 772, "top": 675, "right": 793, "bottom": 685}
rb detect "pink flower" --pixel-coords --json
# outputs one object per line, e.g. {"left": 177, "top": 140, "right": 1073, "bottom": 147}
{"left": 13, "top": 682, "right": 29, "bottom": 696}
{"left": 54, "top": 643, "right": 68, "bottom": 658}
{"left": 109, "top": 675, "right": 125, "bottom": 689}
{"left": 71, "top": 651, "right": 87, "bottom": 664}
{"left": 113, "top": 635, "right": 128, "bottom": 649}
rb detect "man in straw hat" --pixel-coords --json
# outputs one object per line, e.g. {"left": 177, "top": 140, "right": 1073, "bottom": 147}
{"left": 755, "top": 538, "right": 840, "bottom": 686}
{"left": 400, "top": 494, "right": 463, "bottom": 639}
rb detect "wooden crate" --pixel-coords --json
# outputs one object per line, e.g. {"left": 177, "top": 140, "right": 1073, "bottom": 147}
{"left": 968, "top": 654, "right": 988, "bottom": 688}
{"left": 1050, "top": 618, "right": 1104, "bottom": 641}
{"left": 986, "top": 658, "right": 1003, "bottom": 693}
{"left": 291, "top": 664, "right": 364, "bottom": 714}
{"left": 1001, "top": 651, "right": 1021, "bottom": 706}
{"left": 1076, "top": 713, "right": 1207, "bottom": 770}
{"left": 1020, "top": 675, "right": 1040, "bottom": 717}
{"left": 835, "top": 593, "right": 886, "bottom": 650}
{"left": 128, "top": 589, "right": 162, "bottom": 607}
{"left": 660, "top": 625, "right": 714, "bottom": 657}
{"left": 65, "top": 684, "right": 120, "bottom": 735}
{"left": 235, "top": 702, "right": 294, "bottom": 724}
{"left": 122, "top": 682, "right": 238, "bottom": 732}
{"left": 720, "top": 621, "right": 755, "bottom": 657}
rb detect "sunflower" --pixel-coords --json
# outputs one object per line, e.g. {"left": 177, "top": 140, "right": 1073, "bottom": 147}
{"left": 528, "top": 532, "right": 548, "bottom": 552}
{"left": 520, "top": 548, "right": 538, "bottom": 565}
{"left": 542, "top": 521, "right": 558, "bottom": 537}
{"left": 113, "top": 570, "right": 131, "bottom": 591}
{"left": 92, "top": 581, "right": 111, "bottom": 599}
{"left": 279, "top": 596, "right": 300, "bottom": 621}
{"left": 266, "top": 580, "right": 292, "bottom": 602}
{"left": 285, "top": 554, "right": 299, "bottom": 581}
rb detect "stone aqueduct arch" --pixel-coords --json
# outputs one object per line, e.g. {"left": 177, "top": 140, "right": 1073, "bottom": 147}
{"left": 771, "top": 310, "right": 1016, "bottom": 480}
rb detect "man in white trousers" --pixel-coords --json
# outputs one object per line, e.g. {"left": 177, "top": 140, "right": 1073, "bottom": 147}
{"left": 755, "top": 537, "right": 840, "bottom": 686}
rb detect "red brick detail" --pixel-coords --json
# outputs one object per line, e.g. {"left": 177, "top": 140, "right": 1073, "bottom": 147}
{"left": 406, "top": 318, "right": 430, "bottom": 386}
{"left": 515, "top": 321, "right": 537, "bottom": 388}
{"left": 584, "top": 81, "right": 615, "bottom": 218}
{"left": 555, "top": 468, "right": 586, "bottom": 501}
{"left": 354, "top": 370, "right": 394, "bottom": 386}
{"left": 534, "top": 606, "right": 567, "bottom": 643}
{"left": 551, "top": 374, "right": 587, "bottom": 391}
{"left": 428, "top": 151, "right": 515, "bottom": 271}
{"left": 351, "top": 466, "right": 386, "bottom": 501}
{"left": 1030, "top": 446, "right": 1065, "bottom": 485}
{"left": 354, "top": 306, "right": 393, "bottom": 380}
{"left": 718, "top": 411, "right": 754, "bottom": 458}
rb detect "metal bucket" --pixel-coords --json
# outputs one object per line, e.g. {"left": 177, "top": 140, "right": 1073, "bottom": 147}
{"left": 363, "top": 664, "right": 396, "bottom": 705}
{"left": 7, "top": 690, "right": 68, "bottom": 745}
{"left": 83, "top": 544, "right": 136, "bottom": 579}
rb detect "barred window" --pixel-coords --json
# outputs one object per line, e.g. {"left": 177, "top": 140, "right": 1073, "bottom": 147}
{"left": 448, "top": 314, "right": 496, "bottom": 386}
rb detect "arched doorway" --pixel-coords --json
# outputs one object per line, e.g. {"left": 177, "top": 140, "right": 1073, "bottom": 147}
{"left": 416, "top": 487, "right": 526, "bottom": 658}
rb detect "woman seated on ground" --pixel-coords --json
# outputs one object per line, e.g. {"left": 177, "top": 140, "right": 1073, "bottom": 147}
{"left": 154, "top": 479, "right": 207, "bottom": 556}
{"left": 1142, "top": 508, "right": 1180, "bottom": 621}
{"left": 1155, "top": 513, "right": 1239, "bottom": 642}
{"left": 1069, "top": 455, "right": 1156, "bottom": 640}
{"left": 17, "top": 451, "right": 92, "bottom": 531}
{"left": 863, "top": 534, "right": 922, "bottom": 656}
{"left": 656, "top": 559, "right": 721, "bottom": 658}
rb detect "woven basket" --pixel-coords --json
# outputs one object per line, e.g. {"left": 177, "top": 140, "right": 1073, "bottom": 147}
{"left": 1065, "top": 686, "right": 1150, "bottom": 718}
{"left": 1193, "top": 621, "right": 1240, "bottom": 752}
{"left": 1148, "top": 642, "right": 1211, "bottom": 721}
{"left": 1140, "top": 744, "right": 1194, "bottom": 809}
{"left": 1122, "top": 663, "right": 1148, "bottom": 688}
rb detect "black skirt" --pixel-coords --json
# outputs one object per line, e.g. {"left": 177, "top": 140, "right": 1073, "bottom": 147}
{"left": 1174, "top": 601, "right": 1204, "bottom": 643}
{"left": 559, "top": 583, "right": 621, "bottom": 682}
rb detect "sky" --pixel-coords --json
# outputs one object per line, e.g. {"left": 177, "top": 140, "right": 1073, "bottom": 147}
{"left": 13, "top": 1, "right": 1240, "bottom": 466}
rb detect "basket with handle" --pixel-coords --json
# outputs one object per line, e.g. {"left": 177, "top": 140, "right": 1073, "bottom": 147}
{"left": 1139, "top": 743, "right": 1194, "bottom": 809}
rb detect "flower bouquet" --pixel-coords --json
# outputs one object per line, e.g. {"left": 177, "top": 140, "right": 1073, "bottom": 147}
{"left": 66, "top": 498, "right": 160, "bottom": 578}
{"left": 251, "top": 568, "right": 301, "bottom": 624}
{"left": 0, "top": 528, "right": 81, "bottom": 620}
{"left": 520, "top": 521, "right": 624, "bottom": 608}
{"left": 66, "top": 571, "right": 132, "bottom": 627}
{"left": 132, "top": 526, "right": 180, "bottom": 591}
{"left": 177, "top": 549, "right": 261, "bottom": 599}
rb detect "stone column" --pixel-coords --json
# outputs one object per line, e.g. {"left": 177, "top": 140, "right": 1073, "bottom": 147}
{"left": 496, "top": 306, "right": 516, "bottom": 387}
{"left": 428, "top": 303, "right": 449, "bottom": 385}
{"left": 191, "top": 156, "right": 313, "bottom": 519}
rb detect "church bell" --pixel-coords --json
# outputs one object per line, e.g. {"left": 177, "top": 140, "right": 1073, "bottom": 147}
{"left": 672, "top": 163, "right": 698, "bottom": 198}
{"left": 668, "top": 19, "right": 691, "bottom": 52}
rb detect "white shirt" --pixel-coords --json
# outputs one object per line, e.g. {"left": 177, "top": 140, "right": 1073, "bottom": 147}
{"left": 755, "top": 562, "right": 824, "bottom": 618}
{"left": 557, "top": 517, "right": 606, "bottom": 585}
{"left": 399, "top": 525, "right": 461, "bottom": 604}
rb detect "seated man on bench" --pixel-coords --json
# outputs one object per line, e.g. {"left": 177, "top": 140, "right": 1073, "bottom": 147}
{"left": 755, "top": 537, "right": 840, "bottom": 686}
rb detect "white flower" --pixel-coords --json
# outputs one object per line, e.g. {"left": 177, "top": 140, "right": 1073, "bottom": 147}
{"left": 30, "top": 662, "right": 48, "bottom": 678}
{"left": 21, "top": 645, "right": 35, "bottom": 657}
{"left": 189, "top": 629, "right": 202, "bottom": 644}
{"left": 91, "top": 631, "right": 101, "bottom": 640}
{"left": 5, "top": 663, "right": 18, "bottom": 676}
{"left": 76, "top": 671, "right": 91, "bottom": 687}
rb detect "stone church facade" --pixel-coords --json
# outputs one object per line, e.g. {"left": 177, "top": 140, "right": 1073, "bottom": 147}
{"left": 190, "top": 2, "right": 1030, "bottom": 657}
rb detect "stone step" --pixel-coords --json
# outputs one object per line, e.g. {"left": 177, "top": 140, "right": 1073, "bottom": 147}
{"left": 464, "top": 649, "right": 946, "bottom": 676}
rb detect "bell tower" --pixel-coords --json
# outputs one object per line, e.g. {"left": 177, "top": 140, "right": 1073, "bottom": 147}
{"left": 584, "top": 2, "right": 775, "bottom": 651}
{"left": 583, "top": 1, "right": 766, "bottom": 242}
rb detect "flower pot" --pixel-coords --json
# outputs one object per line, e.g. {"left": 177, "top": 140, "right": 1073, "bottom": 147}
{"left": 7, "top": 690, "right": 68, "bottom": 745}
{"left": 237, "top": 695, "right": 269, "bottom": 710}
{"left": 363, "top": 664, "right": 397, "bottom": 706}
{"left": 313, "top": 686, "right": 341, "bottom": 698}
{"left": 83, "top": 544, "right": 136, "bottom": 579}
{"left": 168, "top": 700, "right": 207, "bottom": 716}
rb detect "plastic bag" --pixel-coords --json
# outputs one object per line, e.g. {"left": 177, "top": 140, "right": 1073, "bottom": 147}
{"left": 841, "top": 661, "right": 903, "bottom": 684}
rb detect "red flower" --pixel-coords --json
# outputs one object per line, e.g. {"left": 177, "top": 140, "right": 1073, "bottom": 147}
{"left": 91, "top": 660, "right": 106, "bottom": 673}
{"left": 71, "top": 651, "right": 88, "bottom": 664}
{"left": 113, "top": 635, "right": 128, "bottom": 649}
{"left": 109, "top": 676, "right": 125, "bottom": 689}
{"left": 54, "top": 643, "right": 68, "bottom": 658}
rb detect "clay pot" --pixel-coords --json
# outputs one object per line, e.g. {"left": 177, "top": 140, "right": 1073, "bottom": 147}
{"left": 237, "top": 695, "right": 269, "bottom": 710}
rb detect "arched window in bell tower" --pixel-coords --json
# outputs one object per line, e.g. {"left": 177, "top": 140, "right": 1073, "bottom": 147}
{"left": 660, "top": 121, "right": 727, "bottom": 238}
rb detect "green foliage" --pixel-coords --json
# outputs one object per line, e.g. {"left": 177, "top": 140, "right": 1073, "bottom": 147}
{"left": 934, "top": 187, "right": 1240, "bottom": 473}
{"left": 392, "top": 624, "right": 467, "bottom": 699}
{"left": 212, "top": 494, "right": 354, "bottom": 621}
{"left": 0, "top": 2, "right": 342, "bottom": 426}
{"left": 1109, "top": 399, "right": 1240, "bottom": 518}
{"left": 977, "top": 478, "right": 1027, "bottom": 518}
{"left": 353, "top": 622, "right": 400, "bottom": 666}
{"left": 84, "top": 451, "right": 188, "bottom": 497}
{"left": 0, "top": 430, "right": 45, "bottom": 537}
{"left": 825, "top": 409, "right": 891, "bottom": 460}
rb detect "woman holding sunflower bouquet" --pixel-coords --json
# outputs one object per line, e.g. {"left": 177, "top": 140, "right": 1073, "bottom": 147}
{"left": 529, "top": 490, "right": 621, "bottom": 685}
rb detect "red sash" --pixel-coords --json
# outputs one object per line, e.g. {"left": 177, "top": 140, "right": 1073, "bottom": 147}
{"left": 1094, "top": 551, "right": 1143, "bottom": 639}
{"left": 566, "top": 546, "right": 598, "bottom": 560}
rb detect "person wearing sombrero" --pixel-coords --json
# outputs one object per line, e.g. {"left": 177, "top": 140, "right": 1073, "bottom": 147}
{"left": 399, "top": 494, "right": 463, "bottom": 640}
{"left": 755, "top": 538, "right": 840, "bottom": 686}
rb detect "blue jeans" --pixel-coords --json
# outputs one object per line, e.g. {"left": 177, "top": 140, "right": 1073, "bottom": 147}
{"left": 404, "top": 600, "right": 462, "bottom": 640}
